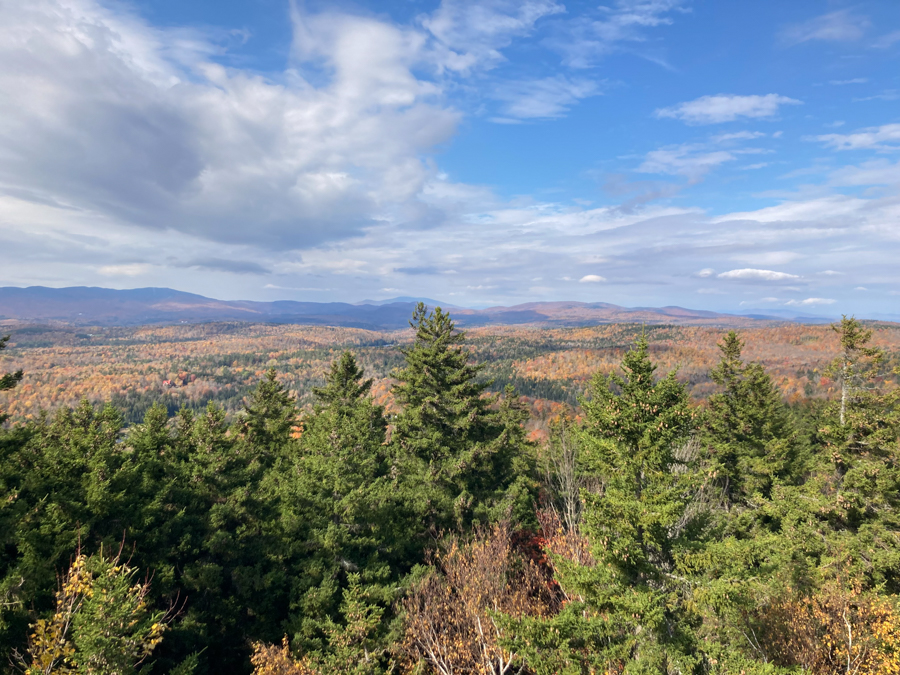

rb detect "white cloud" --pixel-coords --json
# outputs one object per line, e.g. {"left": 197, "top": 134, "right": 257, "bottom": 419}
{"left": 579, "top": 274, "right": 606, "bottom": 283}
{"left": 712, "top": 131, "right": 766, "bottom": 142}
{"left": 695, "top": 268, "right": 715, "bottom": 278}
{"left": 712, "top": 195, "right": 869, "bottom": 224}
{"left": 781, "top": 10, "right": 869, "bottom": 46}
{"left": 0, "top": 0, "right": 462, "bottom": 251}
{"left": 784, "top": 297, "right": 836, "bottom": 306}
{"left": 490, "top": 75, "right": 601, "bottom": 120}
{"left": 828, "top": 159, "right": 900, "bottom": 186}
{"left": 421, "top": 0, "right": 564, "bottom": 74}
{"left": 544, "top": 0, "right": 687, "bottom": 68}
{"left": 638, "top": 144, "right": 735, "bottom": 180}
{"left": 717, "top": 268, "right": 800, "bottom": 281}
{"left": 655, "top": 94, "right": 801, "bottom": 125}
{"left": 98, "top": 264, "right": 153, "bottom": 277}
{"left": 813, "top": 124, "right": 900, "bottom": 152}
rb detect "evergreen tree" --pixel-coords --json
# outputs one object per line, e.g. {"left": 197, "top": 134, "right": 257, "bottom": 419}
{"left": 241, "top": 367, "right": 298, "bottom": 465}
{"left": 312, "top": 351, "right": 373, "bottom": 410}
{"left": 827, "top": 316, "right": 884, "bottom": 427}
{"left": 810, "top": 317, "right": 900, "bottom": 590}
{"left": 275, "top": 352, "right": 396, "bottom": 665}
{"left": 391, "top": 303, "right": 532, "bottom": 532}
{"left": 704, "top": 330, "right": 797, "bottom": 504}
{"left": 0, "top": 334, "right": 23, "bottom": 425}
{"left": 511, "top": 334, "right": 703, "bottom": 674}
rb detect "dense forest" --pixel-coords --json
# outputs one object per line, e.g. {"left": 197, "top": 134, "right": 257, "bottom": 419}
{"left": 1, "top": 305, "right": 899, "bottom": 674}
{"left": 2, "top": 319, "right": 899, "bottom": 434}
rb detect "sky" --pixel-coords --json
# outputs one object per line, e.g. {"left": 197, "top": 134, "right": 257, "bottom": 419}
{"left": 0, "top": 0, "right": 898, "bottom": 315}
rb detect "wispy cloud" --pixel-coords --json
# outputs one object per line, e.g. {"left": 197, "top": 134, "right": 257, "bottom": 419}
{"left": 638, "top": 144, "right": 735, "bottom": 181}
{"left": 780, "top": 9, "right": 869, "bottom": 46}
{"left": 178, "top": 258, "right": 271, "bottom": 275}
{"left": 422, "top": 0, "right": 564, "bottom": 74}
{"left": 853, "top": 90, "right": 900, "bottom": 102}
{"left": 712, "top": 131, "right": 767, "bottom": 142}
{"left": 829, "top": 77, "right": 867, "bottom": 85}
{"left": 732, "top": 251, "right": 803, "bottom": 265}
{"left": 98, "top": 264, "right": 153, "bottom": 277}
{"left": 543, "top": 0, "right": 688, "bottom": 68}
{"left": 872, "top": 30, "right": 900, "bottom": 49}
{"left": 784, "top": 297, "right": 835, "bottom": 306}
{"left": 813, "top": 123, "right": 900, "bottom": 151}
{"left": 490, "top": 75, "right": 601, "bottom": 120}
{"left": 656, "top": 94, "right": 801, "bottom": 124}
{"left": 579, "top": 274, "right": 606, "bottom": 283}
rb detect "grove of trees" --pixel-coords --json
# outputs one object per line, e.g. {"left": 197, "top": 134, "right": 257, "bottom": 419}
{"left": 1, "top": 310, "right": 899, "bottom": 674}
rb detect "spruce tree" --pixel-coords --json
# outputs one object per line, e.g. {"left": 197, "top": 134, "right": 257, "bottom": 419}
{"left": 704, "top": 330, "right": 796, "bottom": 504}
{"left": 312, "top": 351, "right": 374, "bottom": 410}
{"left": 511, "top": 334, "right": 703, "bottom": 674}
{"left": 828, "top": 315, "right": 884, "bottom": 426}
{"left": 391, "top": 303, "right": 531, "bottom": 532}
{"left": 241, "top": 367, "right": 297, "bottom": 465}
{"left": 276, "top": 352, "right": 396, "bottom": 663}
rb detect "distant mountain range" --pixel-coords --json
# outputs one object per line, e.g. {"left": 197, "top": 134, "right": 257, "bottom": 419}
{"left": 0, "top": 286, "right": 842, "bottom": 329}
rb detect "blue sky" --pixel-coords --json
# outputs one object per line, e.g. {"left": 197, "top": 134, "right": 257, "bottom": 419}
{"left": 0, "top": 0, "right": 898, "bottom": 316}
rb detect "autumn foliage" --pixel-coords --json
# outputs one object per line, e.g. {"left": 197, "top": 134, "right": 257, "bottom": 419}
{"left": 2, "top": 310, "right": 900, "bottom": 674}
{"left": 399, "top": 523, "right": 555, "bottom": 675}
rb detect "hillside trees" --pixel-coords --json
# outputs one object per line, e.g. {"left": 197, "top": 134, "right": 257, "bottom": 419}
{"left": 0, "top": 373, "right": 300, "bottom": 674}
{"left": 6, "top": 309, "right": 900, "bottom": 675}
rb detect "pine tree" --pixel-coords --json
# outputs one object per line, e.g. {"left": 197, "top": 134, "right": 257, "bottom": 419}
{"left": 704, "top": 330, "right": 796, "bottom": 503}
{"left": 312, "top": 352, "right": 373, "bottom": 411}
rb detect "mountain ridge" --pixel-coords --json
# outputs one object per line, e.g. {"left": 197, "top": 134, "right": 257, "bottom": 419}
{"left": 0, "top": 286, "right": 839, "bottom": 328}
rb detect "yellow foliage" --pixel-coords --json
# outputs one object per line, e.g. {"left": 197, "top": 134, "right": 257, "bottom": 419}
{"left": 250, "top": 637, "right": 321, "bottom": 675}
{"left": 761, "top": 579, "right": 900, "bottom": 674}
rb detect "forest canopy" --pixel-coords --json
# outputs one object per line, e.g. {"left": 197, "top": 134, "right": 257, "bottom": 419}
{"left": 1, "top": 310, "right": 899, "bottom": 674}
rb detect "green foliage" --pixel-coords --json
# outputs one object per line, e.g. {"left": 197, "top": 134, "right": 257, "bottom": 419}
{"left": 274, "top": 351, "right": 397, "bottom": 664}
{"left": 391, "top": 303, "right": 536, "bottom": 532}
{"left": 17, "top": 549, "right": 167, "bottom": 675}
{"left": 513, "top": 333, "right": 704, "bottom": 673}
{"left": 0, "top": 334, "right": 24, "bottom": 424}
{"left": 703, "top": 330, "right": 798, "bottom": 504}
{"left": 3, "top": 310, "right": 900, "bottom": 675}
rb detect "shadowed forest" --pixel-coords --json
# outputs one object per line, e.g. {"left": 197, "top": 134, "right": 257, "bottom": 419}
{"left": 1, "top": 306, "right": 900, "bottom": 674}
